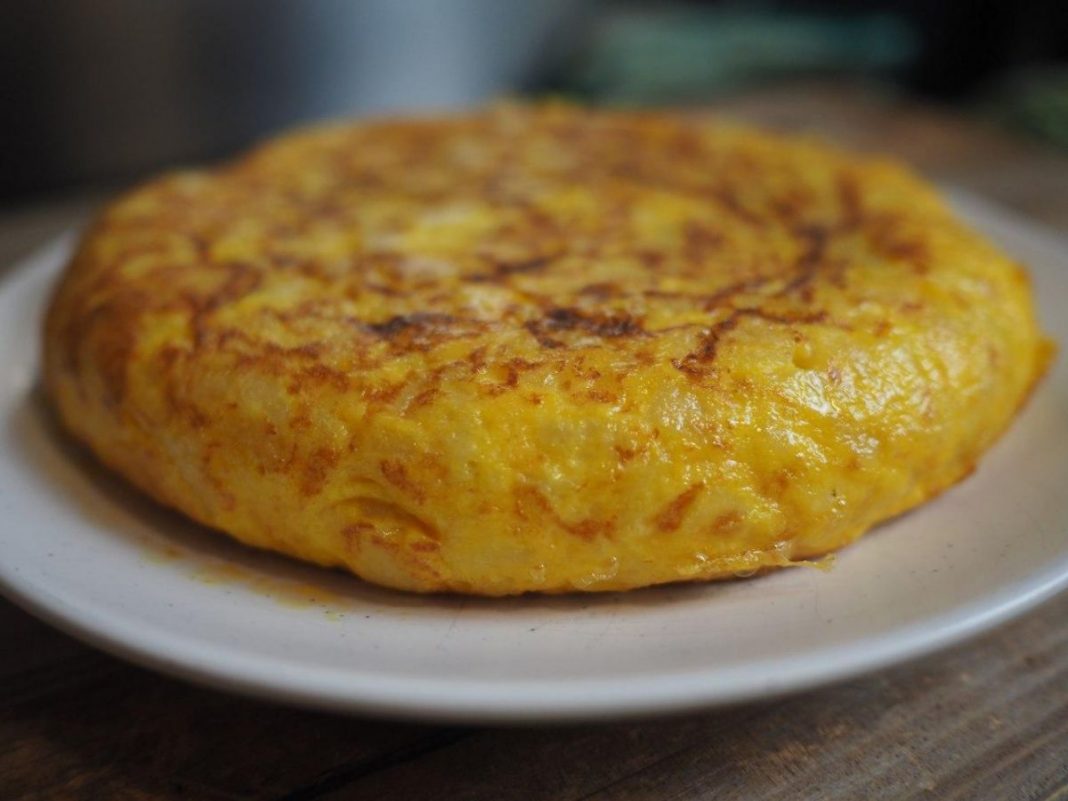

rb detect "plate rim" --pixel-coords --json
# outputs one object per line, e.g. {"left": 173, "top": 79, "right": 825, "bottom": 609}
{"left": 3, "top": 544, "right": 1068, "bottom": 723}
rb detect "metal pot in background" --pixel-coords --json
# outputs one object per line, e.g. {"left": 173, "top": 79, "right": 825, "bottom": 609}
{"left": 2, "top": 0, "right": 591, "bottom": 199}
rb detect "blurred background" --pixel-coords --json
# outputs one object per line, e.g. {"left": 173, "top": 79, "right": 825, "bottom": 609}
{"left": 3, "top": 0, "right": 1068, "bottom": 203}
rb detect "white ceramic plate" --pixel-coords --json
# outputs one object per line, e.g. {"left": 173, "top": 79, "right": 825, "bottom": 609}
{"left": 1, "top": 191, "right": 1066, "bottom": 723}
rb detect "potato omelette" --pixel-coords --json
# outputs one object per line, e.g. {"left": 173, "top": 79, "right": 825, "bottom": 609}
{"left": 44, "top": 104, "right": 1052, "bottom": 595}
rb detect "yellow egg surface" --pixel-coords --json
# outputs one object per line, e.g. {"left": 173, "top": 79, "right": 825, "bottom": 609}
{"left": 43, "top": 104, "right": 1052, "bottom": 594}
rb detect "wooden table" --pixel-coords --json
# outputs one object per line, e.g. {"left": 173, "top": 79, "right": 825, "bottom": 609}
{"left": 3, "top": 85, "right": 1067, "bottom": 801}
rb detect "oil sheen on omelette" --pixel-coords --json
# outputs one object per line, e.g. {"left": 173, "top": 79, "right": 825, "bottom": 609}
{"left": 44, "top": 104, "right": 1052, "bottom": 595}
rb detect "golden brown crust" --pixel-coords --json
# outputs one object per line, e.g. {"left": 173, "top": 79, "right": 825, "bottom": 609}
{"left": 43, "top": 103, "right": 1051, "bottom": 594}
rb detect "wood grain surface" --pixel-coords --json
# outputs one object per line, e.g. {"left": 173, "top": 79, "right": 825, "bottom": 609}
{"left": 2, "top": 84, "right": 1067, "bottom": 801}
